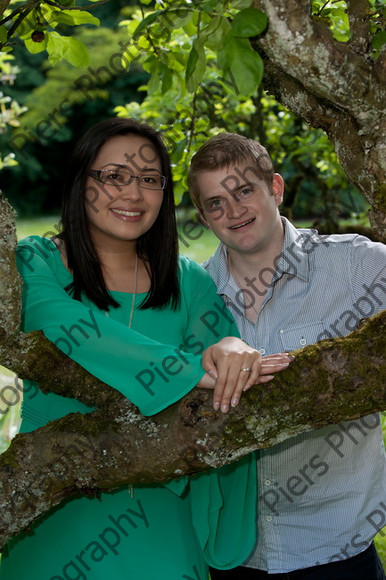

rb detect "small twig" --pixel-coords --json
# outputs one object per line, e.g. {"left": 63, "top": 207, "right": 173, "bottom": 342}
{"left": 185, "top": 90, "right": 198, "bottom": 155}
{"left": 43, "top": 0, "right": 111, "bottom": 11}
{"left": 0, "top": 0, "right": 38, "bottom": 27}
{"left": 6, "top": 1, "right": 37, "bottom": 43}
{"left": 314, "top": 0, "right": 341, "bottom": 17}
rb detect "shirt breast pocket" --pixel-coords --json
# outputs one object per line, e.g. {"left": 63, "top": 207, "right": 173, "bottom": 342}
{"left": 278, "top": 321, "right": 325, "bottom": 352}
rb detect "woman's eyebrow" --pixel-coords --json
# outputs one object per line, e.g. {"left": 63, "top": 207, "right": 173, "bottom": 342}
{"left": 99, "top": 162, "right": 127, "bottom": 169}
{"left": 99, "top": 163, "right": 161, "bottom": 173}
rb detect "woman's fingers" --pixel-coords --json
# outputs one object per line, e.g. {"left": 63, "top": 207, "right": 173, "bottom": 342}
{"left": 218, "top": 352, "right": 294, "bottom": 412}
{"left": 213, "top": 352, "right": 261, "bottom": 412}
{"left": 201, "top": 343, "right": 295, "bottom": 413}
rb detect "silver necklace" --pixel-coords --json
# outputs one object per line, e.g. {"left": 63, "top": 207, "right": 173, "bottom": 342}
{"left": 105, "top": 253, "right": 138, "bottom": 498}
{"left": 128, "top": 253, "right": 137, "bottom": 497}
{"left": 128, "top": 253, "right": 138, "bottom": 328}
{"left": 105, "top": 253, "right": 138, "bottom": 328}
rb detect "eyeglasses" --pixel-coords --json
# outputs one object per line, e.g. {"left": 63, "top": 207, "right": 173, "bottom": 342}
{"left": 89, "top": 168, "right": 167, "bottom": 190}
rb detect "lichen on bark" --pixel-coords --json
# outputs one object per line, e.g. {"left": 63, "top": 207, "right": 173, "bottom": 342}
{"left": 253, "top": 0, "right": 386, "bottom": 239}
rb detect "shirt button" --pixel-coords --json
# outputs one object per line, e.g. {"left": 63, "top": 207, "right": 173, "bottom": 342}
{"left": 300, "top": 338, "right": 306, "bottom": 345}
{"left": 265, "top": 515, "right": 273, "bottom": 522}
{"left": 280, "top": 329, "right": 284, "bottom": 334}
{"left": 264, "top": 479, "right": 271, "bottom": 486}
{"left": 259, "top": 348, "right": 266, "bottom": 355}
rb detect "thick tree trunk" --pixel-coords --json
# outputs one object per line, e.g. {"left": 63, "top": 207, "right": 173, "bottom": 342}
{"left": 253, "top": 0, "right": 386, "bottom": 241}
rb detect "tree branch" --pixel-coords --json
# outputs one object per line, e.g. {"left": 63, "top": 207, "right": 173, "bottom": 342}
{"left": 253, "top": 0, "right": 378, "bottom": 114}
{"left": 0, "top": 311, "right": 385, "bottom": 548}
{"left": 0, "top": 0, "right": 11, "bottom": 21}
{"left": 347, "top": 0, "right": 372, "bottom": 55}
{"left": 251, "top": 0, "right": 386, "bottom": 240}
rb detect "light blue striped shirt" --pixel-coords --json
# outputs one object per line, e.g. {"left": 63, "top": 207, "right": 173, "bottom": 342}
{"left": 203, "top": 217, "right": 386, "bottom": 573}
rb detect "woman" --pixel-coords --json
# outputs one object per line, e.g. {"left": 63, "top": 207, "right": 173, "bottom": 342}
{"left": 1, "top": 119, "right": 291, "bottom": 579}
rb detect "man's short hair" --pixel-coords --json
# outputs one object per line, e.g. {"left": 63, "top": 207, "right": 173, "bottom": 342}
{"left": 188, "top": 132, "right": 274, "bottom": 211}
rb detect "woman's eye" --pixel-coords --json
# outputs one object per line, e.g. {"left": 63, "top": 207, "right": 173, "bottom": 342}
{"left": 142, "top": 176, "right": 156, "bottom": 184}
{"left": 108, "top": 172, "right": 126, "bottom": 183}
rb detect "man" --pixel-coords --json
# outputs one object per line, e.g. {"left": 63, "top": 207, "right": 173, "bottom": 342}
{"left": 188, "top": 132, "right": 386, "bottom": 579}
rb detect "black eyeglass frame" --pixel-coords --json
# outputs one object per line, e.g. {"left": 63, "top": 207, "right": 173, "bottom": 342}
{"left": 88, "top": 169, "right": 167, "bottom": 190}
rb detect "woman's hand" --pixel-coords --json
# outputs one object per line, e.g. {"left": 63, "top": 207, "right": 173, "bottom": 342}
{"left": 197, "top": 337, "right": 293, "bottom": 413}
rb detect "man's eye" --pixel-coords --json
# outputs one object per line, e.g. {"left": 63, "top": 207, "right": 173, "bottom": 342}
{"left": 239, "top": 187, "right": 252, "bottom": 197}
{"left": 208, "top": 199, "right": 222, "bottom": 208}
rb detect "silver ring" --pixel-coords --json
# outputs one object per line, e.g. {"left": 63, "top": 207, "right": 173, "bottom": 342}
{"left": 241, "top": 367, "right": 251, "bottom": 372}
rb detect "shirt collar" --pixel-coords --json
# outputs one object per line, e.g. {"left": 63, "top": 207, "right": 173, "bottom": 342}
{"left": 202, "top": 243, "right": 232, "bottom": 296}
{"left": 278, "top": 217, "right": 309, "bottom": 282}
{"left": 203, "top": 217, "right": 310, "bottom": 296}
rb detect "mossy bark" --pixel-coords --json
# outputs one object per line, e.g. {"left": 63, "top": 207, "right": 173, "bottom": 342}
{"left": 253, "top": 0, "right": 386, "bottom": 241}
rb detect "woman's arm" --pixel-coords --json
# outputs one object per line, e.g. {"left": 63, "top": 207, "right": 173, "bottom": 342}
{"left": 17, "top": 238, "right": 208, "bottom": 416}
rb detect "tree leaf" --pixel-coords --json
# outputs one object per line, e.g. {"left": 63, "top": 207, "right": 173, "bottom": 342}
{"left": 231, "top": 7, "right": 268, "bottom": 38}
{"left": 50, "top": 10, "right": 100, "bottom": 27}
{"left": 25, "top": 36, "right": 48, "bottom": 54}
{"left": 371, "top": 30, "right": 386, "bottom": 50}
{"left": 146, "top": 59, "right": 161, "bottom": 94}
{"left": 218, "top": 37, "right": 263, "bottom": 95}
{"left": 201, "top": 0, "right": 222, "bottom": 13}
{"left": 231, "top": 0, "right": 253, "bottom": 8}
{"left": 185, "top": 40, "right": 206, "bottom": 93}
{"left": 0, "top": 25, "right": 7, "bottom": 43}
{"left": 202, "top": 16, "right": 232, "bottom": 51}
{"left": 133, "top": 10, "right": 163, "bottom": 38}
{"left": 160, "top": 64, "right": 173, "bottom": 93}
{"left": 46, "top": 32, "right": 89, "bottom": 67}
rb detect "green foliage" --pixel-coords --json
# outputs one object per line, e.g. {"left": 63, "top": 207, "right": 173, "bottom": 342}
{"left": 122, "top": 0, "right": 266, "bottom": 98}
{"left": 311, "top": 0, "right": 386, "bottom": 56}
{"left": 115, "top": 2, "right": 364, "bottom": 225}
{"left": 231, "top": 6, "right": 267, "bottom": 37}
{"left": 1, "top": 0, "right": 379, "bottom": 224}
{"left": 0, "top": 0, "right": 100, "bottom": 66}
{"left": 369, "top": 0, "right": 386, "bottom": 57}
{"left": 0, "top": 23, "right": 147, "bottom": 214}
{"left": 0, "top": 52, "right": 26, "bottom": 170}
{"left": 115, "top": 1, "right": 269, "bottom": 202}
{"left": 312, "top": 0, "right": 350, "bottom": 42}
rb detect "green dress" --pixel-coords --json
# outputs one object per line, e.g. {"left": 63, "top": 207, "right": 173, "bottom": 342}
{"left": 0, "top": 236, "right": 256, "bottom": 580}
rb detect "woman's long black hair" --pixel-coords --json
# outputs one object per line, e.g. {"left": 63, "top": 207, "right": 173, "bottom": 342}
{"left": 59, "top": 118, "right": 180, "bottom": 311}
